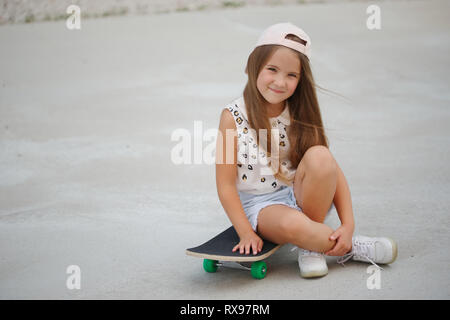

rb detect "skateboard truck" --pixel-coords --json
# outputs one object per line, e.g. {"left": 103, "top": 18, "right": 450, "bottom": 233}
{"left": 217, "top": 261, "right": 252, "bottom": 271}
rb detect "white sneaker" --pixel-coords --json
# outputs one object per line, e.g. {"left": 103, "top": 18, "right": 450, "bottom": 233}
{"left": 295, "top": 247, "right": 328, "bottom": 278}
{"left": 337, "top": 235, "right": 398, "bottom": 269}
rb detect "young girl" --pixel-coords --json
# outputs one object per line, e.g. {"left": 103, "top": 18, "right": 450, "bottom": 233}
{"left": 215, "top": 22, "right": 397, "bottom": 278}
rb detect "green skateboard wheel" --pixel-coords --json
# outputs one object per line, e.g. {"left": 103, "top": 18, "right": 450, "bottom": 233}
{"left": 203, "top": 259, "right": 218, "bottom": 273}
{"left": 251, "top": 261, "right": 267, "bottom": 279}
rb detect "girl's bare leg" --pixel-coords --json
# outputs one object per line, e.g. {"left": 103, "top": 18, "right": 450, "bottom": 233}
{"left": 257, "top": 204, "right": 336, "bottom": 253}
{"left": 257, "top": 145, "right": 339, "bottom": 252}
{"left": 293, "top": 145, "right": 337, "bottom": 223}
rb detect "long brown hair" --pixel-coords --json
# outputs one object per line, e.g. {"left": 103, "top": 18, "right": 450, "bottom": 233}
{"left": 243, "top": 34, "right": 329, "bottom": 184}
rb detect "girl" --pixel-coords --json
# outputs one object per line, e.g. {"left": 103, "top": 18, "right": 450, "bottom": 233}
{"left": 215, "top": 23, "right": 397, "bottom": 278}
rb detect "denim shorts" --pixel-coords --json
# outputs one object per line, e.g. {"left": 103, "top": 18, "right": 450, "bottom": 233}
{"left": 238, "top": 186, "right": 334, "bottom": 232}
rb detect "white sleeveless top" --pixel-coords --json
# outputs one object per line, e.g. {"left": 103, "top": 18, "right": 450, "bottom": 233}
{"left": 225, "top": 97, "right": 297, "bottom": 195}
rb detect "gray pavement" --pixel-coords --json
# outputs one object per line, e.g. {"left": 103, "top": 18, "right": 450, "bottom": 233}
{"left": 0, "top": 0, "right": 449, "bottom": 299}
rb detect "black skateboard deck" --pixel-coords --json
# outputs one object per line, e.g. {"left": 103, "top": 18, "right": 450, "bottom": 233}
{"left": 186, "top": 226, "right": 281, "bottom": 278}
{"left": 186, "top": 226, "right": 280, "bottom": 262}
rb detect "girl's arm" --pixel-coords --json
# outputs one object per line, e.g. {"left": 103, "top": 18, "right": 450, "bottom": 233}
{"left": 215, "top": 109, "right": 263, "bottom": 254}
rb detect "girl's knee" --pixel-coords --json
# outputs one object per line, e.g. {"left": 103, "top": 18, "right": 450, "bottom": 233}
{"left": 301, "top": 145, "right": 336, "bottom": 177}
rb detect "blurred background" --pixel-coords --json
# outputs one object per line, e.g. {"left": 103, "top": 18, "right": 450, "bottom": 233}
{"left": 1, "top": 0, "right": 394, "bottom": 24}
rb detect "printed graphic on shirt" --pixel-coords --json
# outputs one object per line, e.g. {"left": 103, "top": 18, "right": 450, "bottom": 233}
{"left": 225, "top": 98, "right": 296, "bottom": 194}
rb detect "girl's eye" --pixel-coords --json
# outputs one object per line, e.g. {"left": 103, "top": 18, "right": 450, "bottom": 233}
{"left": 268, "top": 67, "right": 276, "bottom": 72}
{"left": 289, "top": 74, "right": 297, "bottom": 78}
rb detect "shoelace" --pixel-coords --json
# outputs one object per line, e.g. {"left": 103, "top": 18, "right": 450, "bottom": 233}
{"left": 336, "top": 241, "right": 383, "bottom": 270}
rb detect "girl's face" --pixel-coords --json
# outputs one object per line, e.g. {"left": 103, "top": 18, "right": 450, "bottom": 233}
{"left": 256, "top": 46, "right": 301, "bottom": 109}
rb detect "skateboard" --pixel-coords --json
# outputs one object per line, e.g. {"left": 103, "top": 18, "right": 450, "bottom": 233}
{"left": 186, "top": 226, "right": 281, "bottom": 279}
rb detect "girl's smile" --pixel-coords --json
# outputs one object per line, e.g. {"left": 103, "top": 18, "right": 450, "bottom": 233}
{"left": 269, "top": 87, "right": 285, "bottom": 94}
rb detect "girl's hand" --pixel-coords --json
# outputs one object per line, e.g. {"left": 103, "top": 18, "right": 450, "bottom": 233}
{"left": 325, "top": 224, "right": 354, "bottom": 257}
{"left": 232, "top": 231, "right": 264, "bottom": 255}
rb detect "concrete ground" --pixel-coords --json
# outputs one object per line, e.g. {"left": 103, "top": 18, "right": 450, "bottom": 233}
{"left": 1, "top": 0, "right": 449, "bottom": 299}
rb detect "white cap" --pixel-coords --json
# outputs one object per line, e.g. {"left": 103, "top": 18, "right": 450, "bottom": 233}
{"left": 255, "top": 22, "right": 311, "bottom": 59}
